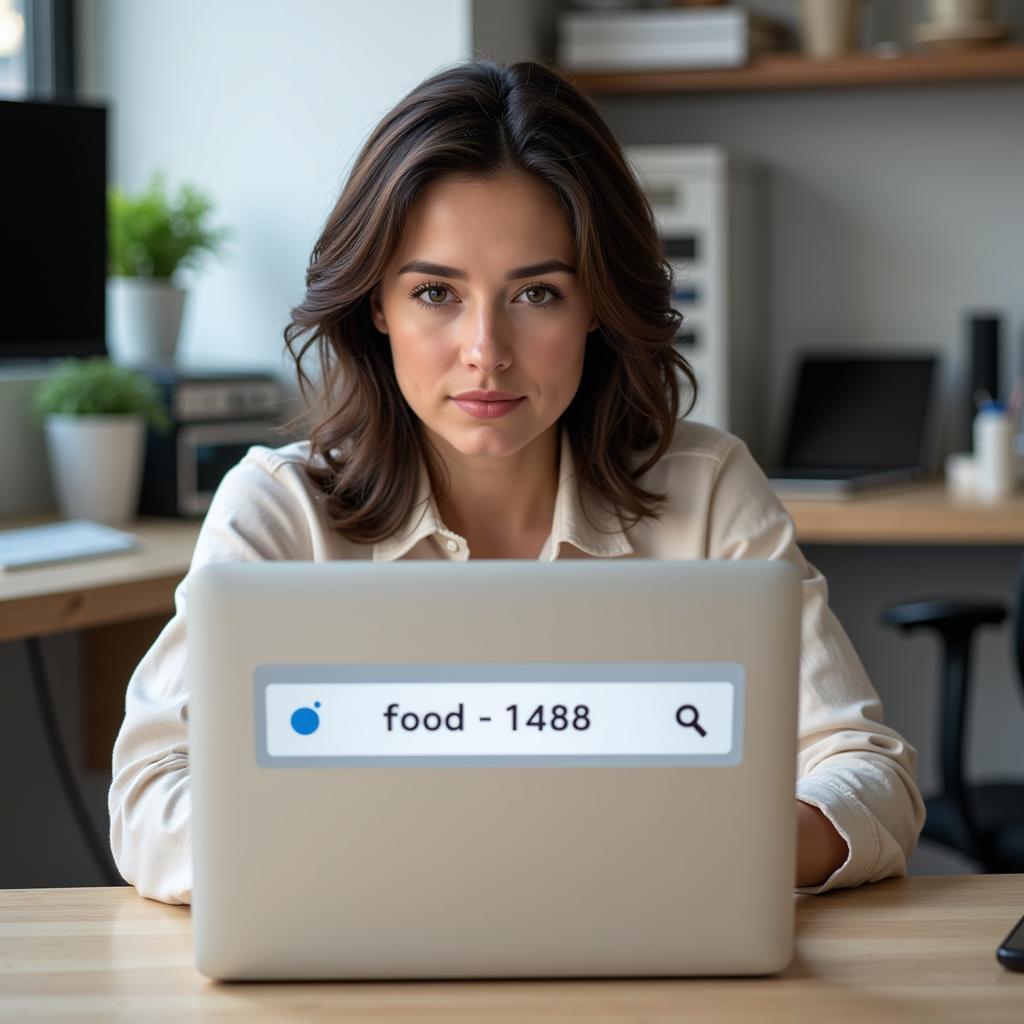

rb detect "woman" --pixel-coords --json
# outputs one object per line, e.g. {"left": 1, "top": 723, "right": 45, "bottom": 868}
{"left": 109, "top": 58, "right": 924, "bottom": 905}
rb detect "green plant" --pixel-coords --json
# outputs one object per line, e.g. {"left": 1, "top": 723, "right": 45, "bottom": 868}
{"left": 108, "top": 170, "right": 231, "bottom": 278}
{"left": 34, "top": 357, "right": 170, "bottom": 430}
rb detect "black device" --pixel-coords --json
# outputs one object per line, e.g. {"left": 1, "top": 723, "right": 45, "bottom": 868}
{"left": 138, "top": 367, "right": 283, "bottom": 517}
{"left": 967, "top": 312, "right": 1002, "bottom": 450}
{"left": 0, "top": 98, "right": 107, "bottom": 359}
{"left": 766, "top": 353, "right": 939, "bottom": 498}
{"left": 996, "top": 911, "right": 1024, "bottom": 971}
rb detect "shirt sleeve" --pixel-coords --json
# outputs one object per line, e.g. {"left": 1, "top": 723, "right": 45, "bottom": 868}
{"left": 108, "top": 452, "right": 317, "bottom": 905}
{"left": 704, "top": 436, "right": 926, "bottom": 894}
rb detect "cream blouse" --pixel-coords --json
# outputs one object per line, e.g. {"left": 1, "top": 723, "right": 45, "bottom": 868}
{"left": 108, "top": 418, "right": 925, "bottom": 905}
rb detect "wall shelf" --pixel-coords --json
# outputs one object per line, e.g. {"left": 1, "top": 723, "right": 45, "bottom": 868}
{"left": 565, "top": 44, "right": 1024, "bottom": 95}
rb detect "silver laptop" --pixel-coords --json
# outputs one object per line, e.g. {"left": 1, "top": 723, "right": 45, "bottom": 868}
{"left": 767, "top": 354, "right": 939, "bottom": 499}
{"left": 188, "top": 559, "right": 801, "bottom": 981}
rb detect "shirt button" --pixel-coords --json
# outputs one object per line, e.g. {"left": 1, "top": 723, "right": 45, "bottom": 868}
{"left": 445, "top": 538, "right": 459, "bottom": 553}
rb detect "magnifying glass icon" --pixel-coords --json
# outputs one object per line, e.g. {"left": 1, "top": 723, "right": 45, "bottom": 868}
{"left": 675, "top": 704, "right": 707, "bottom": 737}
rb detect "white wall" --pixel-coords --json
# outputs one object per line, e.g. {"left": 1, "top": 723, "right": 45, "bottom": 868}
{"left": 471, "top": 0, "right": 562, "bottom": 64}
{"left": 0, "top": 367, "right": 55, "bottom": 514}
{"left": 76, "top": 0, "right": 472, "bottom": 372}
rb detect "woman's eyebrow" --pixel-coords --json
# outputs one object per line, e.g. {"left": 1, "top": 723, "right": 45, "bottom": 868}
{"left": 397, "top": 258, "right": 576, "bottom": 281}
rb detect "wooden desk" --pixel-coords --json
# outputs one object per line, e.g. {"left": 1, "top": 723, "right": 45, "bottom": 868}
{"left": 784, "top": 481, "right": 1024, "bottom": 546}
{"left": 1, "top": 875, "right": 1021, "bottom": 1022}
{"left": 0, "top": 517, "right": 200, "bottom": 643}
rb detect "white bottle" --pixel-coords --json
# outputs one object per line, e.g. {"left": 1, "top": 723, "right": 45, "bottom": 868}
{"left": 973, "top": 400, "right": 1014, "bottom": 502}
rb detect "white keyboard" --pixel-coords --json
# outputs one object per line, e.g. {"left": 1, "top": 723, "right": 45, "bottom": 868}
{"left": 0, "top": 519, "right": 139, "bottom": 571}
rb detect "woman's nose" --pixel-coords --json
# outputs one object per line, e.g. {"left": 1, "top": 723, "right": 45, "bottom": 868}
{"left": 460, "top": 309, "right": 512, "bottom": 375}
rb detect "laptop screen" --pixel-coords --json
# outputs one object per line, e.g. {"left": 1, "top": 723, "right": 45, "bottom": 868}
{"left": 781, "top": 356, "right": 936, "bottom": 471}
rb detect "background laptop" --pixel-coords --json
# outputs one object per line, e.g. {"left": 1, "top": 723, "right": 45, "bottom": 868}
{"left": 188, "top": 559, "right": 802, "bottom": 981}
{"left": 767, "top": 354, "right": 939, "bottom": 499}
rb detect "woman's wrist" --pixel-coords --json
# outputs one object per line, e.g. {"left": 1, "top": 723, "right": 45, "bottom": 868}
{"left": 795, "top": 798, "right": 849, "bottom": 889}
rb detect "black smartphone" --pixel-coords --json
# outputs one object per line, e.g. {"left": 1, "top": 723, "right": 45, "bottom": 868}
{"left": 997, "top": 912, "right": 1024, "bottom": 971}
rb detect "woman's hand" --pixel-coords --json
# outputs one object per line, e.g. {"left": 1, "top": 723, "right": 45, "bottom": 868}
{"left": 795, "top": 799, "right": 849, "bottom": 889}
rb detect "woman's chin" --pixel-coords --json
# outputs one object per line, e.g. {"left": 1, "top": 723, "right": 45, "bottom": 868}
{"left": 429, "top": 422, "right": 532, "bottom": 461}
{"left": 451, "top": 433, "right": 525, "bottom": 460}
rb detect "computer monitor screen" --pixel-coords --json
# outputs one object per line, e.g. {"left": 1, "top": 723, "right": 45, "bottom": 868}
{"left": 782, "top": 356, "right": 937, "bottom": 471}
{"left": 1, "top": 99, "right": 107, "bottom": 359}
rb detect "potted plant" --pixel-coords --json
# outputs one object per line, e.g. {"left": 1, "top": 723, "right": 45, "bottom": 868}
{"left": 34, "top": 358, "right": 169, "bottom": 523}
{"left": 107, "top": 170, "right": 231, "bottom": 366}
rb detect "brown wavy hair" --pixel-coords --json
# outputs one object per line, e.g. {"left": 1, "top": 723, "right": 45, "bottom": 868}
{"left": 283, "top": 58, "right": 697, "bottom": 544}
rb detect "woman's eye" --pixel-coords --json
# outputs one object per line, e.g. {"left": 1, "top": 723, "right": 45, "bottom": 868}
{"left": 414, "top": 284, "right": 451, "bottom": 307}
{"left": 518, "top": 285, "right": 560, "bottom": 306}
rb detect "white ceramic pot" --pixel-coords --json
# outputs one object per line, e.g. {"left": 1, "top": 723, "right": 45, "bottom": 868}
{"left": 43, "top": 414, "right": 147, "bottom": 523}
{"left": 106, "top": 277, "right": 186, "bottom": 366}
{"left": 798, "top": 0, "right": 860, "bottom": 60}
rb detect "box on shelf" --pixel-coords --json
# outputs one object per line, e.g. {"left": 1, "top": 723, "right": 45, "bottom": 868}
{"left": 558, "top": 6, "right": 790, "bottom": 72}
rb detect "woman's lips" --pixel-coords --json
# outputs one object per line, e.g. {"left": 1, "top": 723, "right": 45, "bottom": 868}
{"left": 450, "top": 396, "right": 526, "bottom": 419}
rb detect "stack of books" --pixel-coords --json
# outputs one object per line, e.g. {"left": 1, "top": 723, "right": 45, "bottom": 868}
{"left": 557, "top": 4, "right": 789, "bottom": 72}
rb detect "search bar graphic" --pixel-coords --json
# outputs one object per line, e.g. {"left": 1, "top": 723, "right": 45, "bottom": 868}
{"left": 256, "top": 663, "right": 745, "bottom": 766}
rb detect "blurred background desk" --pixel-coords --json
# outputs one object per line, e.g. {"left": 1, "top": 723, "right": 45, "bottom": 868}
{"left": 0, "top": 518, "right": 199, "bottom": 643}
{"left": 785, "top": 482, "right": 1024, "bottom": 545}
{"left": 4, "top": 483, "right": 1022, "bottom": 643}
{"left": 1, "top": 875, "right": 1021, "bottom": 1022}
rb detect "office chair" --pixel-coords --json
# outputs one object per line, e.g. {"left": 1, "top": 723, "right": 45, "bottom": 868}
{"left": 881, "top": 561, "right": 1024, "bottom": 871}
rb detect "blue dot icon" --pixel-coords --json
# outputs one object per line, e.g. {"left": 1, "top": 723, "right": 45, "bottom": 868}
{"left": 291, "top": 705, "right": 320, "bottom": 735}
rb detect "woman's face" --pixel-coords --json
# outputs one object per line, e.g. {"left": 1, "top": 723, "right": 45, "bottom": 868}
{"left": 370, "top": 172, "right": 597, "bottom": 461}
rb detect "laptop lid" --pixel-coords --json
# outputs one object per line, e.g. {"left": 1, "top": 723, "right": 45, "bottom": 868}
{"left": 188, "top": 559, "right": 801, "bottom": 981}
{"left": 778, "top": 354, "right": 939, "bottom": 474}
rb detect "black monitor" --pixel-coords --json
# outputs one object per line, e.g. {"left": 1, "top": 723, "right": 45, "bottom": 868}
{"left": 781, "top": 355, "right": 938, "bottom": 471}
{"left": 1, "top": 98, "right": 107, "bottom": 360}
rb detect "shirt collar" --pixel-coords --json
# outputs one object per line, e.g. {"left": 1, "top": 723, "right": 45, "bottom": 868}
{"left": 372, "top": 426, "right": 635, "bottom": 562}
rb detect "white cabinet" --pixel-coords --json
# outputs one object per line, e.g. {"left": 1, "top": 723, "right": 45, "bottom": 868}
{"left": 625, "top": 145, "right": 767, "bottom": 461}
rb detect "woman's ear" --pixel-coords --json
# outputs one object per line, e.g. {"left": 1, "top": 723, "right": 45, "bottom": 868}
{"left": 370, "top": 284, "right": 388, "bottom": 335}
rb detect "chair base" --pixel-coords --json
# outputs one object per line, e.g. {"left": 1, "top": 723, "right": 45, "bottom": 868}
{"left": 924, "top": 783, "right": 1024, "bottom": 872}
